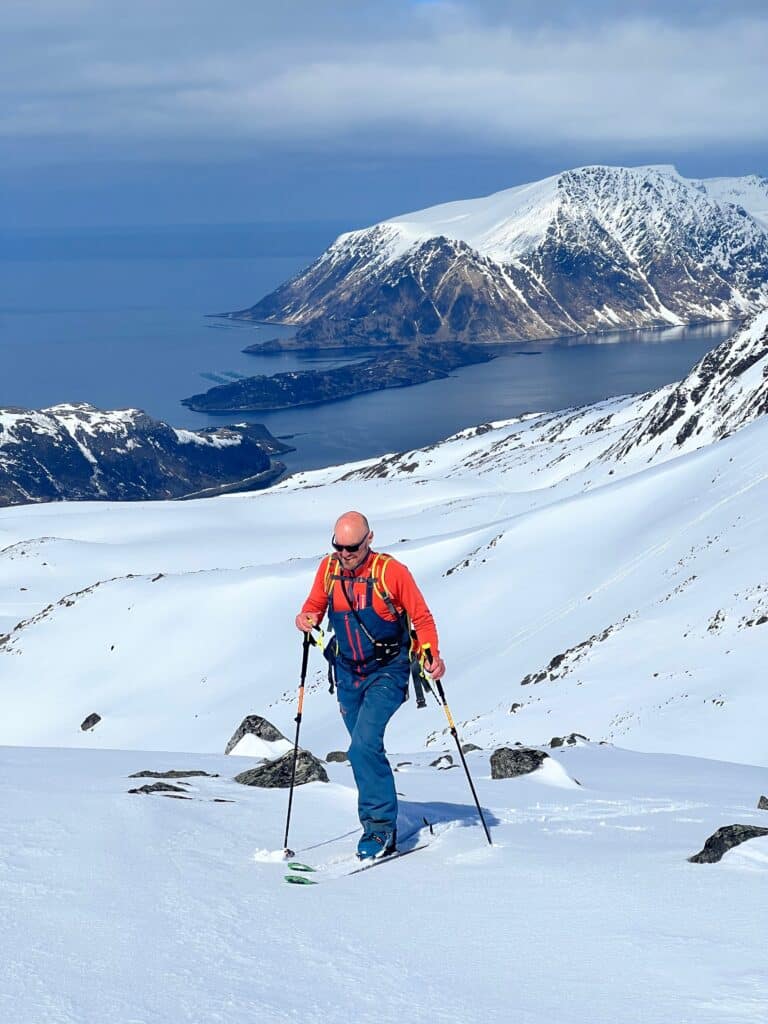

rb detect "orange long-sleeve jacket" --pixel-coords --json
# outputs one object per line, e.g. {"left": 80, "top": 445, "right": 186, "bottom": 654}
{"left": 301, "top": 550, "right": 440, "bottom": 659}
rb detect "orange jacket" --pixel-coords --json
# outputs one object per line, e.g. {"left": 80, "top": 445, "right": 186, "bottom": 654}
{"left": 301, "top": 550, "right": 440, "bottom": 659}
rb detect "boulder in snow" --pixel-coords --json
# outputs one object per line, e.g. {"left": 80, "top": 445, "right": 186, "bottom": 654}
{"left": 491, "top": 747, "right": 549, "bottom": 779}
{"left": 128, "top": 769, "right": 218, "bottom": 779}
{"left": 326, "top": 751, "right": 349, "bottom": 763}
{"left": 550, "top": 732, "right": 589, "bottom": 748}
{"left": 128, "top": 781, "right": 190, "bottom": 796}
{"left": 234, "top": 749, "right": 328, "bottom": 788}
{"left": 225, "top": 715, "right": 292, "bottom": 758}
{"left": 758, "top": 796, "right": 768, "bottom": 811}
{"left": 80, "top": 713, "right": 101, "bottom": 732}
{"left": 688, "top": 824, "right": 768, "bottom": 864}
{"left": 430, "top": 754, "right": 453, "bottom": 768}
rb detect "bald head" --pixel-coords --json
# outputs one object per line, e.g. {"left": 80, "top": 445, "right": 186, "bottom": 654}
{"left": 334, "top": 511, "right": 370, "bottom": 540}
{"left": 333, "top": 511, "right": 373, "bottom": 569}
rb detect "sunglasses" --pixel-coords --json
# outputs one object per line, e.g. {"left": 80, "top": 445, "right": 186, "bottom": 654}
{"left": 332, "top": 534, "right": 369, "bottom": 553}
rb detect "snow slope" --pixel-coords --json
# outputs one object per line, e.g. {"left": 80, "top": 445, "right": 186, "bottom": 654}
{"left": 1, "top": 743, "right": 767, "bottom": 1024}
{"left": 3, "top": 315, "right": 768, "bottom": 1023}
{"left": 1, "top": 315, "right": 767, "bottom": 765}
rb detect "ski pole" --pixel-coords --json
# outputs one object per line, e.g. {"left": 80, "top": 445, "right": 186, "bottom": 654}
{"left": 423, "top": 645, "right": 492, "bottom": 846}
{"left": 283, "top": 626, "right": 321, "bottom": 858}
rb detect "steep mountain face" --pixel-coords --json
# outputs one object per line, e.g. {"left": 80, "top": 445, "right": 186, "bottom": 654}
{"left": 0, "top": 404, "right": 290, "bottom": 505}
{"left": 233, "top": 166, "right": 768, "bottom": 345}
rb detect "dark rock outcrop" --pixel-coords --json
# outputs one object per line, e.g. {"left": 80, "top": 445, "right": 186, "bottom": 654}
{"left": 758, "top": 796, "right": 768, "bottom": 811}
{"left": 461, "top": 743, "right": 482, "bottom": 753}
{"left": 225, "top": 715, "right": 288, "bottom": 755}
{"left": 491, "top": 747, "right": 549, "bottom": 779}
{"left": 550, "top": 733, "right": 589, "bottom": 748}
{"left": 688, "top": 824, "right": 768, "bottom": 864}
{"left": 80, "top": 713, "right": 101, "bottom": 732}
{"left": 430, "top": 754, "right": 453, "bottom": 768}
{"left": 233, "top": 749, "right": 328, "bottom": 788}
{"left": 128, "top": 781, "right": 190, "bottom": 795}
{"left": 0, "top": 403, "right": 292, "bottom": 507}
{"left": 326, "top": 751, "right": 349, "bottom": 763}
{"left": 128, "top": 769, "right": 219, "bottom": 779}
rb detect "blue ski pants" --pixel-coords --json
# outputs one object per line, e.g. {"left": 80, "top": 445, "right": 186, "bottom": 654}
{"left": 336, "top": 665, "right": 409, "bottom": 834}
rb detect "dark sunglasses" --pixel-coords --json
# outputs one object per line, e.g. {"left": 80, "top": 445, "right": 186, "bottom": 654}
{"left": 332, "top": 534, "right": 369, "bottom": 553}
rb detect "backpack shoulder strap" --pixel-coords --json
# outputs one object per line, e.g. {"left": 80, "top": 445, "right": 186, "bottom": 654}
{"left": 323, "top": 554, "right": 341, "bottom": 594}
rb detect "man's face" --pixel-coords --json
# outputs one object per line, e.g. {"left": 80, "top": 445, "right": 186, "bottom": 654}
{"left": 332, "top": 525, "right": 372, "bottom": 571}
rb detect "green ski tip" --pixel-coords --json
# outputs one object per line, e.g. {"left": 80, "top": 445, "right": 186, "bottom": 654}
{"left": 286, "top": 861, "right": 316, "bottom": 872}
{"left": 285, "top": 874, "right": 318, "bottom": 885}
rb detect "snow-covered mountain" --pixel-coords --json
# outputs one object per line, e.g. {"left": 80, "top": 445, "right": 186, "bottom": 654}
{"left": 233, "top": 165, "right": 768, "bottom": 345}
{"left": 1, "top": 313, "right": 767, "bottom": 765}
{"left": 0, "top": 403, "right": 290, "bottom": 504}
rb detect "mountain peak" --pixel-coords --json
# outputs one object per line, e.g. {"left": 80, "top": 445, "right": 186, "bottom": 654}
{"left": 233, "top": 164, "right": 768, "bottom": 345}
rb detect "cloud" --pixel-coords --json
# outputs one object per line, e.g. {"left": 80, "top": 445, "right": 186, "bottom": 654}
{"left": 0, "top": 2, "right": 765, "bottom": 156}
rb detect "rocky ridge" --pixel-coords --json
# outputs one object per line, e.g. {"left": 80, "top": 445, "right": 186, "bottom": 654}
{"left": 0, "top": 403, "right": 291, "bottom": 505}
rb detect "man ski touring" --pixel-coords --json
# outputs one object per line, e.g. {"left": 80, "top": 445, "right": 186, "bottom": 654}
{"left": 295, "top": 511, "right": 445, "bottom": 861}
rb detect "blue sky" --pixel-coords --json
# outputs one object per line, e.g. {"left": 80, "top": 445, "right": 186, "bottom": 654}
{"left": 1, "top": 0, "right": 766, "bottom": 228}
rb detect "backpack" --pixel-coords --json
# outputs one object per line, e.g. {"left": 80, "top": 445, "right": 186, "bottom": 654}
{"left": 321, "top": 553, "right": 431, "bottom": 707}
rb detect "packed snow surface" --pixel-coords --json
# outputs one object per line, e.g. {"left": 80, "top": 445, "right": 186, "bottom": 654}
{"left": 1, "top": 743, "right": 767, "bottom": 1023}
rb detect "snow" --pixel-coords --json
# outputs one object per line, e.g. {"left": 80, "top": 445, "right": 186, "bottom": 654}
{"left": 332, "top": 165, "right": 768, "bottom": 273}
{"left": 227, "top": 734, "right": 293, "bottom": 758}
{"left": 2, "top": 315, "right": 768, "bottom": 1020}
{"left": 697, "top": 174, "right": 768, "bottom": 229}
{"left": 174, "top": 427, "right": 243, "bottom": 448}
{"left": 1, "top": 743, "right": 767, "bottom": 1023}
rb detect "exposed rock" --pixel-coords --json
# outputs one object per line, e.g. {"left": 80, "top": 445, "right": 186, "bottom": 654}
{"left": 326, "top": 751, "right": 349, "bottom": 763}
{"left": 0, "top": 403, "right": 291, "bottom": 507}
{"left": 233, "top": 749, "right": 329, "bottom": 788}
{"left": 491, "top": 747, "right": 549, "bottom": 779}
{"left": 225, "top": 715, "right": 288, "bottom": 755}
{"left": 80, "top": 713, "right": 101, "bottom": 732}
{"left": 758, "top": 796, "right": 768, "bottom": 810}
{"left": 128, "top": 782, "right": 189, "bottom": 795}
{"left": 550, "top": 733, "right": 590, "bottom": 748}
{"left": 461, "top": 743, "right": 482, "bottom": 753}
{"left": 688, "top": 824, "right": 768, "bottom": 864}
{"left": 430, "top": 754, "right": 453, "bottom": 768}
{"left": 509, "top": 703, "right": 523, "bottom": 714}
{"left": 128, "top": 769, "right": 219, "bottom": 779}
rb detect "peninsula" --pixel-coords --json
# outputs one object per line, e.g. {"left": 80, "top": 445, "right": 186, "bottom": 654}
{"left": 181, "top": 343, "right": 495, "bottom": 413}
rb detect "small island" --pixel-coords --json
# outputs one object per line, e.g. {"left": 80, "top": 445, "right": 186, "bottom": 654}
{"left": 181, "top": 343, "right": 496, "bottom": 413}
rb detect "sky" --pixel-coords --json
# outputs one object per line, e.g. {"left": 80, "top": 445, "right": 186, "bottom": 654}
{"left": 1, "top": 0, "right": 767, "bottom": 229}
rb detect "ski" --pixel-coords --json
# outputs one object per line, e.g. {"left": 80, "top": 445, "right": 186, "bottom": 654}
{"left": 345, "top": 844, "right": 428, "bottom": 876}
{"left": 282, "top": 844, "right": 428, "bottom": 884}
{"left": 281, "top": 819, "right": 435, "bottom": 884}
{"left": 284, "top": 873, "right": 318, "bottom": 885}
